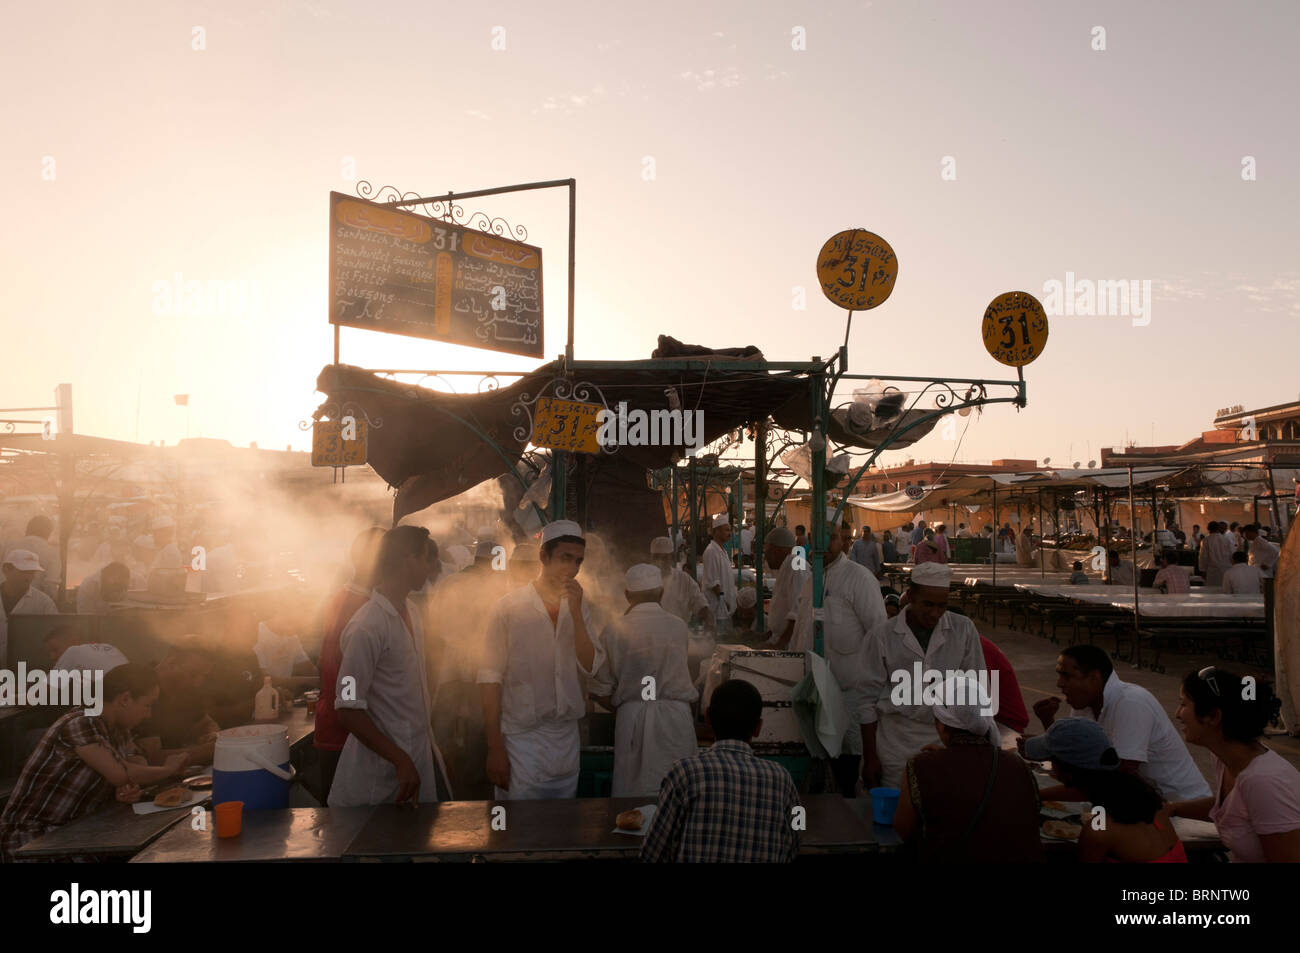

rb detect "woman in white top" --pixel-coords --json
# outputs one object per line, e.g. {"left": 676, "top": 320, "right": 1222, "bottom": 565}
{"left": 1169, "top": 668, "right": 1300, "bottom": 862}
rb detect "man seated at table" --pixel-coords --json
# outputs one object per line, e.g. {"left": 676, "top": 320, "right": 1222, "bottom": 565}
{"left": 1221, "top": 552, "right": 1263, "bottom": 595}
{"left": 1068, "top": 561, "right": 1089, "bottom": 585}
{"left": 1153, "top": 550, "right": 1190, "bottom": 594}
{"left": 1028, "top": 645, "right": 1210, "bottom": 803}
{"left": 641, "top": 678, "right": 800, "bottom": 863}
{"left": 330, "top": 525, "right": 445, "bottom": 808}
{"left": 135, "top": 642, "right": 221, "bottom": 767}
{"left": 479, "top": 520, "right": 600, "bottom": 800}
{"left": 0, "top": 662, "right": 191, "bottom": 862}
{"left": 589, "top": 564, "right": 699, "bottom": 798}
{"left": 75, "top": 561, "right": 133, "bottom": 614}
{"left": 1106, "top": 549, "right": 1135, "bottom": 587}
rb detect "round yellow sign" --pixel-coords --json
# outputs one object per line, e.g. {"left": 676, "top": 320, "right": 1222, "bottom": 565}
{"left": 816, "top": 229, "right": 898, "bottom": 311}
{"left": 981, "top": 290, "right": 1049, "bottom": 367}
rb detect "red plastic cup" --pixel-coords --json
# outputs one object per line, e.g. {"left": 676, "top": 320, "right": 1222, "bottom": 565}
{"left": 214, "top": 800, "right": 243, "bottom": 838}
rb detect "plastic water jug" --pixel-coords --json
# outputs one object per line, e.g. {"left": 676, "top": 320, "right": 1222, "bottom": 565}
{"left": 212, "top": 724, "right": 294, "bottom": 810}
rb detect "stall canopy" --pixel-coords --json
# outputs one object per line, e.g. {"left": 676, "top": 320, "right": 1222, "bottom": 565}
{"left": 314, "top": 359, "right": 943, "bottom": 523}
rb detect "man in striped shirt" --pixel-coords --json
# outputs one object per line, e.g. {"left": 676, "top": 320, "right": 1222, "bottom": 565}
{"left": 641, "top": 679, "right": 800, "bottom": 863}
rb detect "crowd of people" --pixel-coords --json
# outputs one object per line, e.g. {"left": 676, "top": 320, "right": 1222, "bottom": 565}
{"left": 1, "top": 507, "right": 1297, "bottom": 864}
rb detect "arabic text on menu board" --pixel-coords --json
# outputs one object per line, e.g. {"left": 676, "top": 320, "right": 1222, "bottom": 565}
{"left": 328, "top": 192, "right": 544, "bottom": 357}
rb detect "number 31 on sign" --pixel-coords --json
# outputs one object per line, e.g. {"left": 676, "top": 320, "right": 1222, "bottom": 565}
{"left": 981, "top": 290, "right": 1049, "bottom": 368}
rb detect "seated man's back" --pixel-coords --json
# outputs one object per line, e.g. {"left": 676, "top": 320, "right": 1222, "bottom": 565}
{"left": 641, "top": 679, "right": 800, "bottom": 862}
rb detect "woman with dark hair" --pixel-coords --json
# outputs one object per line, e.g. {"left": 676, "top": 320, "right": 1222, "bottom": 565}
{"left": 1025, "top": 718, "right": 1186, "bottom": 863}
{"left": 1169, "top": 668, "right": 1300, "bottom": 862}
{"left": 0, "top": 663, "right": 190, "bottom": 861}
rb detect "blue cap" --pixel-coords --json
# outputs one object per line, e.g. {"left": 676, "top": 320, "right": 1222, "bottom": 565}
{"left": 1023, "top": 717, "right": 1119, "bottom": 771}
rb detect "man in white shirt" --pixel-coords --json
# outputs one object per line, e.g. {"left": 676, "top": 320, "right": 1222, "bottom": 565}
{"left": 739, "top": 522, "right": 755, "bottom": 566}
{"left": 589, "top": 564, "right": 699, "bottom": 798}
{"left": 0, "top": 549, "right": 59, "bottom": 665}
{"left": 1030, "top": 644, "right": 1210, "bottom": 802}
{"left": 650, "top": 536, "right": 709, "bottom": 628}
{"left": 701, "top": 515, "right": 737, "bottom": 636}
{"left": 791, "top": 524, "right": 887, "bottom": 796}
{"left": 1221, "top": 552, "right": 1264, "bottom": 594}
{"left": 1107, "top": 549, "right": 1135, "bottom": 587}
{"left": 861, "top": 562, "right": 987, "bottom": 789}
{"left": 1197, "top": 522, "right": 1235, "bottom": 587}
{"left": 330, "top": 525, "right": 446, "bottom": 807}
{"left": 479, "top": 520, "right": 601, "bottom": 800}
{"left": 956, "top": 523, "right": 973, "bottom": 539}
{"left": 150, "top": 516, "right": 183, "bottom": 571}
{"left": 1226, "top": 522, "right": 1241, "bottom": 552}
{"left": 76, "top": 562, "right": 133, "bottom": 614}
{"left": 1243, "top": 523, "right": 1279, "bottom": 578}
{"left": 762, "top": 528, "right": 806, "bottom": 648}
{"left": 4, "top": 515, "right": 62, "bottom": 599}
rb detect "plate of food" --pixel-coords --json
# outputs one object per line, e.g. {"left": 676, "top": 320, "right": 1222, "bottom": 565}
{"left": 612, "top": 805, "right": 657, "bottom": 836}
{"left": 1041, "top": 819, "right": 1083, "bottom": 841}
{"left": 132, "top": 784, "right": 209, "bottom": 815}
{"left": 182, "top": 774, "right": 213, "bottom": 791}
{"left": 1040, "top": 799, "right": 1087, "bottom": 819}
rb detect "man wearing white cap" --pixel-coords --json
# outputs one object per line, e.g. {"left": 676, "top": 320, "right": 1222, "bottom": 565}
{"left": 701, "top": 515, "right": 737, "bottom": 635}
{"left": 761, "top": 527, "right": 806, "bottom": 649}
{"left": 479, "top": 520, "right": 602, "bottom": 799}
{"left": 861, "top": 561, "right": 987, "bottom": 790}
{"left": 650, "top": 536, "right": 710, "bottom": 628}
{"left": 4, "top": 515, "right": 62, "bottom": 599}
{"left": 790, "top": 524, "right": 887, "bottom": 796}
{"left": 0, "top": 549, "right": 59, "bottom": 665}
{"left": 150, "top": 516, "right": 182, "bottom": 571}
{"left": 590, "top": 564, "right": 699, "bottom": 797}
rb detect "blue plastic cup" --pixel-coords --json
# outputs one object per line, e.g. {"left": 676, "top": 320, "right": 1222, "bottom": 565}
{"left": 869, "top": 786, "right": 901, "bottom": 825}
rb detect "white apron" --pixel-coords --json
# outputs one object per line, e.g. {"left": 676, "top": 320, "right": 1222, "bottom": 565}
{"left": 875, "top": 708, "right": 941, "bottom": 788}
{"left": 495, "top": 720, "right": 580, "bottom": 800}
{"left": 612, "top": 699, "right": 696, "bottom": 798}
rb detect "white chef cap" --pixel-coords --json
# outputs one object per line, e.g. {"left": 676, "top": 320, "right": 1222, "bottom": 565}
{"left": 711, "top": 514, "right": 730, "bottom": 528}
{"left": 736, "top": 587, "right": 758, "bottom": 608}
{"left": 2, "top": 549, "right": 43, "bottom": 572}
{"left": 650, "top": 536, "right": 674, "bottom": 555}
{"left": 934, "top": 673, "right": 1000, "bottom": 747}
{"left": 541, "top": 520, "right": 584, "bottom": 543}
{"left": 446, "top": 544, "right": 473, "bottom": 571}
{"left": 910, "top": 562, "right": 953, "bottom": 587}
{"left": 625, "top": 563, "right": 663, "bottom": 592}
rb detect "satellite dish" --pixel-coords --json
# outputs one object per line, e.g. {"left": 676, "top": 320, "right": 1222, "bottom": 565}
{"left": 1043, "top": 457, "right": 1052, "bottom": 466}
{"left": 1088, "top": 459, "right": 1097, "bottom": 468}
{"left": 1073, "top": 461, "right": 1080, "bottom": 469}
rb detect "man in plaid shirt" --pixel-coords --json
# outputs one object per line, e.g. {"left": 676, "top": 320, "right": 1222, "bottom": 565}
{"left": 641, "top": 679, "right": 800, "bottom": 862}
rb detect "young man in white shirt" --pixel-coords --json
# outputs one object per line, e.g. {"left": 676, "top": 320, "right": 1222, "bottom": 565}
{"left": 1221, "top": 552, "right": 1263, "bottom": 594}
{"left": 1243, "top": 523, "right": 1280, "bottom": 578}
{"left": 479, "top": 520, "right": 601, "bottom": 800}
{"left": 762, "top": 528, "right": 806, "bottom": 648}
{"left": 861, "top": 561, "right": 986, "bottom": 790}
{"left": 330, "top": 525, "right": 446, "bottom": 808}
{"left": 650, "top": 536, "right": 709, "bottom": 628}
{"left": 701, "top": 515, "right": 737, "bottom": 636}
{"left": 1029, "top": 644, "right": 1210, "bottom": 802}
{"left": 0, "top": 549, "right": 58, "bottom": 665}
{"left": 589, "top": 564, "right": 698, "bottom": 798}
{"left": 792, "top": 524, "right": 887, "bottom": 795}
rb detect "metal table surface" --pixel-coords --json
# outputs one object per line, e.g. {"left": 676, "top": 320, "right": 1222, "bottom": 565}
{"left": 343, "top": 794, "right": 877, "bottom": 862}
{"left": 14, "top": 802, "right": 190, "bottom": 860}
{"left": 130, "top": 807, "right": 375, "bottom": 863}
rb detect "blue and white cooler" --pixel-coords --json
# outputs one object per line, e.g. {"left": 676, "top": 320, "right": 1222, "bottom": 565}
{"left": 212, "top": 724, "right": 294, "bottom": 809}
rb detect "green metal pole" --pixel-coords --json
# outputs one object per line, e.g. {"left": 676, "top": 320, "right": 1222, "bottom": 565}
{"left": 550, "top": 450, "right": 567, "bottom": 521}
{"left": 754, "top": 420, "right": 768, "bottom": 632}
{"left": 735, "top": 470, "right": 744, "bottom": 593}
{"left": 811, "top": 361, "right": 827, "bottom": 658}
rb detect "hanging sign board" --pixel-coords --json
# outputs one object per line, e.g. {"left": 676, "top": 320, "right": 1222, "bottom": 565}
{"left": 816, "top": 229, "right": 898, "bottom": 311}
{"left": 981, "top": 290, "right": 1049, "bottom": 367}
{"left": 312, "top": 419, "right": 368, "bottom": 467}
{"left": 328, "top": 192, "right": 543, "bottom": 357}
{"left": 531, "top": 397, "right": 603, "bottom": 455}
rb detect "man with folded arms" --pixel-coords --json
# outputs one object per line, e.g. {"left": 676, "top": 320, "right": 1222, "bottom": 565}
{"left": 861, "top": 561, "right": 986, "bottom": 790}
{"left": 479, "top": 520, "right": 601, "bottom": 799}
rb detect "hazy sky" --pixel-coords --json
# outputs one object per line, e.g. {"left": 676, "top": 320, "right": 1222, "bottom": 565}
{"left": 4, "top": 0, "right": 1298, "bottom": 469}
